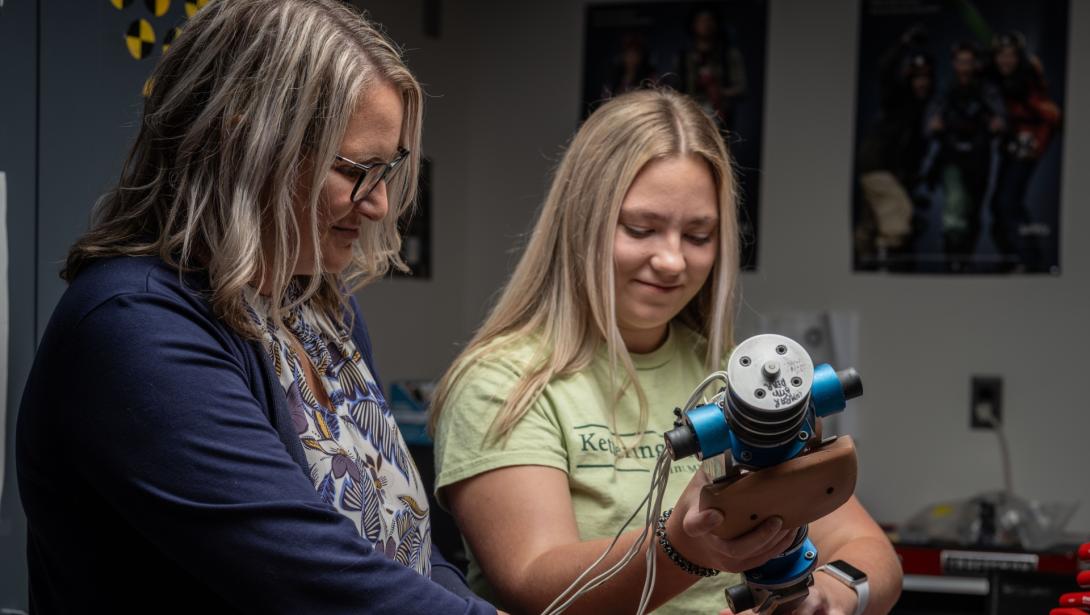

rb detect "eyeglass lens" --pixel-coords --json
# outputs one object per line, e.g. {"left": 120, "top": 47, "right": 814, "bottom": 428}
{"left": 353, "top": 166, "right": 389, "bottom": 202}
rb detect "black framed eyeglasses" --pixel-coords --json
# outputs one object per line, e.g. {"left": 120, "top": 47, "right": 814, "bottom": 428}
{"left": 334, "top": 147, "right": 410, "bottom": 202}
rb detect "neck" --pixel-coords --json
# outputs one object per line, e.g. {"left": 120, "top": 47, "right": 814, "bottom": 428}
{"left": 252, "top": 272, "right": 310, "bottom": 298}
{"left": 252, "top": 272, "right": 279, "bottom": 297}
{"left": 620, "top": 324, "right": 669, "bottom": 354}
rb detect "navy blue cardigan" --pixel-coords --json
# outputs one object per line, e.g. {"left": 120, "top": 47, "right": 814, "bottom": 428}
{"left": 17, "top": 256, "right": 493, "bottom": 614}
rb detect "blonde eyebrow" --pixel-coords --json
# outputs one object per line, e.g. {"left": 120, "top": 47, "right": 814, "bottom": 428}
{"left": 684, "top": 215, "right": 718, "bottom": 227}
{"left": 620, "top": 211, "right": 669, "bottom": 224}
{"left": 621, "top": 211, "right": 718, "bottom": 227}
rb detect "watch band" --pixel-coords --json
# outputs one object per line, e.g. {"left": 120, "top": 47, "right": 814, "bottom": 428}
{"left": 818, "top": 562, "right": 869, "bottom": 615}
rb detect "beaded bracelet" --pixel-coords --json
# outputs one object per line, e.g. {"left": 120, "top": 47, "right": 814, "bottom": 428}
{"left": 655, "top": 508, "right": 720, "bottom": 577}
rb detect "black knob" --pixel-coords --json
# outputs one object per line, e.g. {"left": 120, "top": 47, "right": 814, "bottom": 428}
{"left": 725, "top": 583, "right": 756, "bottom": 613}
{"left": 664, "top": 426, "right": 699, "bottom": 461}
{"left": 836, "top": 368, "right": 863, "bottom": 400}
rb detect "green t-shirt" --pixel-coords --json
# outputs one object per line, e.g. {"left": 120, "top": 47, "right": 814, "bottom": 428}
{"left": 434, "top": 323, "right": 741, "bottom": 614}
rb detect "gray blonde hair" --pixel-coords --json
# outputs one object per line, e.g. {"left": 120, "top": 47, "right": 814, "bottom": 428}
{"left": 64, "top": 0, "right": 423, "bottom": 336}
{"left": 430, "top": 88, "right": 740, "bottom": 442}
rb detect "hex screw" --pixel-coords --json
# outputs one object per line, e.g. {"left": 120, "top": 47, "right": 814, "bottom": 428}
{"left": 754, "top": 389, "right": 766, "bottom": 399}
{"left": 776, "top": 345, "right": 787, "bottom": 355}
{"left": 740, "top": 356, "right": 752, "bottom": 367}
{"left": 798, "top": 431, "right": 809, "bottom": 441}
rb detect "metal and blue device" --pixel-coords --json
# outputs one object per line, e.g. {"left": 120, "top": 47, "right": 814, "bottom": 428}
{"left": 663, "top": 333, "right": 863, "bottom": 615}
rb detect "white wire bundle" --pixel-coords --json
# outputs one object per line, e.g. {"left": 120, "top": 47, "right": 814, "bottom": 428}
{"left": 539, "top": 372, "right": 731, "bottom": 615}
{"left": 539, "top": 452, "right": 672, "bottom": 615}
{"left": 681, "top": 371, "right": 729, "bottom": 414}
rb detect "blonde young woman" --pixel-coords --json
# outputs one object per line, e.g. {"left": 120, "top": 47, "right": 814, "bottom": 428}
{"left": 431, "top": 89, "right": 902, "bottom": 615}
{"left": 16, "top": 1, "right": 500, "bottom": 613}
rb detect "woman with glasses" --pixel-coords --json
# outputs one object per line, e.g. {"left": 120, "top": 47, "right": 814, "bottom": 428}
{"left": 16, "top": 1, "right": 499, "bottom": 613}
{"left": 429, "top": 88, "right": 902, "bottom": 614}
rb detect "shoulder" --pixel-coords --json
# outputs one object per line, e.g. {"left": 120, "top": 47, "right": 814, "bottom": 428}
{"left": 456, "top": 334, "right": 545, "bottom": 385}
{"left": 60, "top": 256, "right": 213, "bottom": 326}
{"left": 434, "top": 334, "right": 550, "bottom": 433}
{"left": 46, "top": 256, "right": 248, "bottom": 362}
{"left": 433, "top": 334, "right": 569, "bottom": 490}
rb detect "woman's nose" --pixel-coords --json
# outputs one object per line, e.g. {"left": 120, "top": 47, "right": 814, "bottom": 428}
{"left": 355, "top": 180, "right": 389, "bottom": 222}
{"left": 650, "top": 238, "right": 685, "bottom": 274}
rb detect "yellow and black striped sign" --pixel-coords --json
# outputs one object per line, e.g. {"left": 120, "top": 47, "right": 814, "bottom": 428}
{"left": 162, "top": 25, "right": 182, "bottom": 54}
{"left": 144, "top": 0, "right": 170, "bottom": 17}
{"left": 125, "top": 19, "right": 156, "bottom": 60}
{"left": 184, "top": 0, "right": 210, "bottom": 18}
{"left": 110, "top": 0, "right": 134, "bottom": 9}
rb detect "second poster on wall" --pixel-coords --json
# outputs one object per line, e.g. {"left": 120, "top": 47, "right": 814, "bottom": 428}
{"left": 582, "top": 1, "right": 768, "bottom": 271}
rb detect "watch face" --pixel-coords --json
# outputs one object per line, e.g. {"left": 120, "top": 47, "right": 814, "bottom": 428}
{"left": 829, "top": 559, "right": 866, "bottom": 583}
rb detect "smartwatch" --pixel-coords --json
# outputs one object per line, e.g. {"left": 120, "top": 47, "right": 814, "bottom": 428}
{"left": 818, "top": 559, "right": 869, "bottom": 615}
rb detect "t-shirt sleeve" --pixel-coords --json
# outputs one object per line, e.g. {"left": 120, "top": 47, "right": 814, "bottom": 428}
{"left": 63, "top": 291, "right": 494, "bottom": 615}
{"left": 433, "top": 355, "right": 568, "bottom": 498}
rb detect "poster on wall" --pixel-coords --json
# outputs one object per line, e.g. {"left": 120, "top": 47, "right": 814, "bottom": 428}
{"left": 583, "top": 1, "right": 768, "bottom": 270}
{"left": 852, "top": 0, "right": 1067, "bottom": 274}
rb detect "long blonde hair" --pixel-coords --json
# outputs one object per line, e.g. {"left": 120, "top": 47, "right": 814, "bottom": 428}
{"left": 63, "top": 0, "right": 423, "bottom": 336}
{"left": 430, "top": 88, "right": 740, "bottom": 441}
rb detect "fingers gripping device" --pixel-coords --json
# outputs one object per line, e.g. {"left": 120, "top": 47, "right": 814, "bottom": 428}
{"left": 541, "top": 334, "right": 862, "bottom": 615}
{"left": 663, "top": 334, "right": 864, "bottom": 614}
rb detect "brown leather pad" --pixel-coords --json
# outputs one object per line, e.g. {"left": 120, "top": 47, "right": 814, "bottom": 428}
{"left": 698, "top": 436, "right": 858, "bottom": 539}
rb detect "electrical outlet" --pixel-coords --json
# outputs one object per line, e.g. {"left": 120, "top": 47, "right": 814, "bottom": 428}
{"left": 970, "top": 376, "right": 1002, "bottom": 429}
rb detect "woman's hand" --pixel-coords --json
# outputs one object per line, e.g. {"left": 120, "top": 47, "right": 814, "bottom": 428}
{"left": 719, "top": 492, "right": 905, "bottom": 615}
{"left": 667, "top": 468, "right": 796, "bottom": 573}
{"left": 717, "top": 568, "right": 858, "bottom": 614}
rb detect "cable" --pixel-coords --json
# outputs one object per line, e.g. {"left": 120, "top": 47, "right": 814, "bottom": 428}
{"left": 681, "top": 371, "right": 729, "bottom": 413}
{"left": 636, "top": 452, "right": 671, "bottom": 615}
{"left": 541, "top": 453, "right": 671, "bottom": 615}
{"left": 541, "top": 375, "right": 728, "bottom": 615}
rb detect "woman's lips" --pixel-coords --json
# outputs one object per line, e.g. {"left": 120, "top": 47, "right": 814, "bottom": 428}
{"left": 634, "top": 280, "right": 681, "bottom": 293}
{"left": 332, "top": 225, "right": 360, "bottom": 239}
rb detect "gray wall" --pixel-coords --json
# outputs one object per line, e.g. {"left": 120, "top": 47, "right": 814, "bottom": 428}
{"left": 355, "top": 0, "right": 588, "bottom": 384}
{"left": 356, "top": 0, "right": 1090, "bottom": 536}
